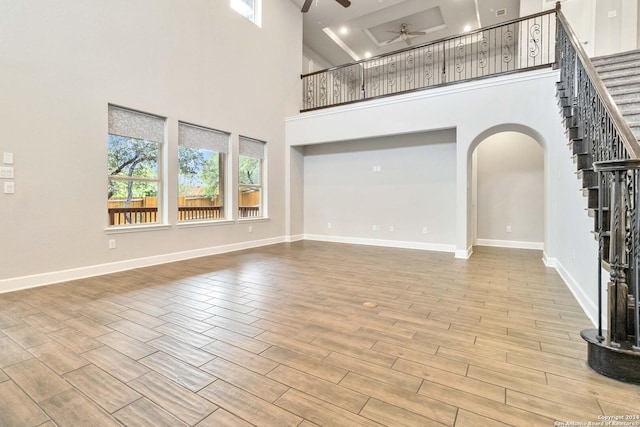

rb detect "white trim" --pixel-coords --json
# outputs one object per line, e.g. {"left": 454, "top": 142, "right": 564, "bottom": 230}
{"left": 0, "top": 236, "right": 285, "bottom": 295}
{"left": 455, "top": 246, "right": 473, "bottom": 259}
{"left": 303, "top": 234, "right": 456, "bottom": 253}
{"left": 554, "top": 258, "right": 598, "bottom": 327}
{"left": 476, "top": 239, "right": 544, "bottom": 250}
{"left": 176, "top": 220, "right": 235, "bottom": 229}
{"left": 285, "top": 234, "right": 305, "bottom": 243}
{"left": 542, "top": 252, "right": 557, "bottom": 268}
{"left": 105, "top": 224, "right": 171, "bottom": 234}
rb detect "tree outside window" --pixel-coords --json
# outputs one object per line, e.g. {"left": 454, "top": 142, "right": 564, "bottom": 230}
{"left": 178, "top": 123, "right": 229, "bottom": 222}
{"left": 238, "top": 137, "right": 265, "bottom": 218}
{"left": 107, "top": 106, "right": 164, "bottom": 226}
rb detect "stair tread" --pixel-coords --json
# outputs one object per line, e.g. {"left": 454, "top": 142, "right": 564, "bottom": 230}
{"left": 602, "top": 76, "right": 640, "bottom": 87}
{"left": 609, "top": 87, "right": 640, "bottom": 96}
{"left": 598, "top": 68, "right": 640, "bottom": 80}
{"left": 592, "top": 49, "right": 640, "bottom": 65}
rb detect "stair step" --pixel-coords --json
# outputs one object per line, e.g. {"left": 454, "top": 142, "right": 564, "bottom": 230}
{"left": 591, "top": 49, "right": 640, "bottom": 66}
{"left": 574, "top": 153, "right": 593, "bottom": 170}
{"left": 598, "top": 68, "right": 640, "bottom": 80}
{"left": 583, "top": 187, "right": 599, "bottom": 209}
{"left": 615, "top": 97, "right": 640, "bottom": 107}
{"left": 601, "top": 76, "right": 640, "bottom": 89}
{"left": 572, "top": 138, "right": 588, "bottom": 156}
{"left": 577, "top": 168, "right": 598, "bottom": 188}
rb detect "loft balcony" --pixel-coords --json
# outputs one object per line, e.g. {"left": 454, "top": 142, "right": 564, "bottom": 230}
{"left": 301, "top": 8, "right": 557, "bottom": 112}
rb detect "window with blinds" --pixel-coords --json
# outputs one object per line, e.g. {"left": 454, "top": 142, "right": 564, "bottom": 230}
{"left": 107, "top": 105, "right": 165, "bottom": 226}
{"left": 178, "top": 122, "right": 229, "bottom": 222}
{"left": 238, "top": 136, "right": 265, "bottom": 218}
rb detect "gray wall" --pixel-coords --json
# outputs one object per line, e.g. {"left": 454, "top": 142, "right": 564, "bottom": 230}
{"left": 303, "top": 130, "right": 457, "bottom": 249}
{"left": 0, "top": 0, "right": 302, "bottom": 289}
{"left": 475, "top": 132, "right": 544, "bottom": 247}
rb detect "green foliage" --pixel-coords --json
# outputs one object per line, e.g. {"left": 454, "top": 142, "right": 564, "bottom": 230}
{"left": 108, "top": 135, "right": 159, "bottom": 202}
{"left": 200, "top": 155, "right": 220, "bottom": 199}
{"left": 239, "top": 156, "right": 260, "bottom": 185}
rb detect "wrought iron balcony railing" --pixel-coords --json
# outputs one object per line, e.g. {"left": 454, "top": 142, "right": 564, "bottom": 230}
{"left": 301, "top": 8, "right": 557, "bottom": 112}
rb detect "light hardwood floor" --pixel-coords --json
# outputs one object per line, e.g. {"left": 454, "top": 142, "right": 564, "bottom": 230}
{"left": 0, "top": 241, "right": 638, "bottom": 426}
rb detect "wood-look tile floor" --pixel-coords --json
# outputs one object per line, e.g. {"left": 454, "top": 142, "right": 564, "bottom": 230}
{"left": 1, "top": 241, "right": 639, "bottom": 426}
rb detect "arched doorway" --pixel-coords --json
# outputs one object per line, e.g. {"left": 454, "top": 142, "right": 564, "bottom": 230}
{"left": 467, "top": 125, "right": 547, "bottom": 252}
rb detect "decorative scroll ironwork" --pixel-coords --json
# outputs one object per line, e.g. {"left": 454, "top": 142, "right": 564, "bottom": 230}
{"left": 301, "top": 9, "right": 557, "bottom": 111}
{"left": 387, "top": 56, "right": 396, "bottom": 87}
{"left": 424, "top": 49, "right": 433, "bottom": 80}
{"left": 406, "top": 54, "right": 414, "bottom": 84}
{"left": 454, "top": 41, "right": 465, "bottom": 74}
{"left": 478, "top": 37, "right": 488, "bottom": 69}
{"left": 529, "top": 23, "right": 541, "bottom": 58}
{"left": 502, "top": 30, "right": 514, "bottom": 63}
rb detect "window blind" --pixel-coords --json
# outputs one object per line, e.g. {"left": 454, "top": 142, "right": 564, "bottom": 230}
{"left": 239, "top": 136, "right": 265, "bottom": 159}
{"left": 179, "top": 122, "right": 229, "bottom": 153}
{"left": 108, "top": 105, "right": 165, "bottom": 143}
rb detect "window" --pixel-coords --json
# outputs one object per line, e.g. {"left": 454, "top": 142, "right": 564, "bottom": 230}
{"left": 230, "top": 0, "right": 261, "bottom": 26}
{"left": 238, "top": 136, "right": 265, "bottom": 218}
{"left": 178, "top": 122, "right": 229, "bottom": 222}
{"left": 107, "top": 106, "right": 165, "bottom": 226}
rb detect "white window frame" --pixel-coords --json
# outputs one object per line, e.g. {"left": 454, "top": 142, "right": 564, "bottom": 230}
{"left": 177, "top": 122, "right": 230, "bottom": 223}
{"left": 107, "top": 105, "right": 166, "bottom": 229}
{"left": 230, "top": 0, "right": 262, "bottom": 27}
{"left": 238, "top": 136, "right": 266, "bottom": 219}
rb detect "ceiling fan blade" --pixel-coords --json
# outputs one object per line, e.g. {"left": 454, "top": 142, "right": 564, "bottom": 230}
{"left": 386, "top": 34, "right": 402, "bottom": 44}
{"left": 335, "top": 0, "right": 351, "bottom": 8}
{"left": 407, "top": 31, "right": 427, "bottom": 36}
{"left": 301, "top": 0, "right": 313, "bottom": 13}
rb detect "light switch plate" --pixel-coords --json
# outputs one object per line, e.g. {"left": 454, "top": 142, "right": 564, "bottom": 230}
{"left": 0, "top": 166, "right": 14, "bottom": 179}
{"left": 3, "top": 152, "right": 13, "bottom": 164}
{"left": 4, "top": 182, "right": 15, "bottom": 194}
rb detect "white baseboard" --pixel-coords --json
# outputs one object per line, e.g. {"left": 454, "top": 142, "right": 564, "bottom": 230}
{"left": 0, "top": 236, "right": 285, "bottom": 295}
{"left": 553, "top": 258, "right": 598, "bottom": 327}
{"left": 455, "top": 246, "right": 473, "bottom": 259}
{"left": 542, "top": 252, "right": 557, "bottom": 268}
{"left": 285, "top": 234, "right": 305, "bottom": 243}
{"left": 303, "top": 234, "right": 456, "bottom": 253}
{"left": 476, "top": 239, "right": 544, "bottom": 250}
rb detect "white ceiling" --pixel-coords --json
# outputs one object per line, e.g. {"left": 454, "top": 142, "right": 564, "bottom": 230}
{"left": 291, "top": 0, "right": 521, "bottom": 67}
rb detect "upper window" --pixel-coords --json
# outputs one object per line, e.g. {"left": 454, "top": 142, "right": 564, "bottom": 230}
{"left": 238, "top": 136, "right": 265, "bottom": 218}
{"left": 107, "top": 106, "right": 165, "bottom": 227}
{"left": 178, "top": 122, "right": 229, "bottom": 222}
{"left": 230, "top": 0, "right": 261, "bottom": 26}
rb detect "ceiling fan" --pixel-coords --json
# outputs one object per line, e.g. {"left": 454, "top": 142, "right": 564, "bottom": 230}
{"left": 385, "top": 23, "right": 426, "bottom": 46}
{"left": 301, "top": 0, "right": 351, "bottom": 13}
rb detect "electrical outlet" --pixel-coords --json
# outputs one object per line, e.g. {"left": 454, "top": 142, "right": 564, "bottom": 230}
{"left": 4, "top": 182, "right": 14, "bottom": 194}
{"left": 327, "top": 222, "right": 332, "bottom": 229}
{"left": 248, "top": 225, "right": 253, "bottom": 233}
{"left": 506, "top": 225, "right": 512, "bottom": 233}
{"left": 422, "top": 227, "right": 428, "bottom": 234}
{"left": 372, "top": 225, "right": 380, "bottom": 231}
{"left": 3, "top": 152, "right": 13, "bottom": 164}
{"left": 389, "top": 225, "right": 394, "bottom": 232}
{"left": 108, "top": 239, "right": 116, "bottom": 249}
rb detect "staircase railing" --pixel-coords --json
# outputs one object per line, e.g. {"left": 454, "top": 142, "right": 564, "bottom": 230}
{"left": 301, "top": 9, "right": 557, "bottom": 112}
{"left": 555, "top": 3, "right": 640, "bottom": 383}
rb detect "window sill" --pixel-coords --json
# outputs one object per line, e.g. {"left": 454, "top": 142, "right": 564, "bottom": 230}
{"left": 105, "top": 224, "right": 171, "bottom": 234}
{"left": 237, "top": 217, "right": 269, "bottom": 223}
{"left": 176, "top": 220, "right": 235, "bottom": 229}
